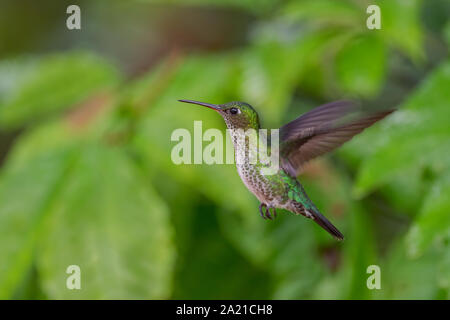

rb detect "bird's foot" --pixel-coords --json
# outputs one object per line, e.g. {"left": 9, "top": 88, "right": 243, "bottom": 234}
{"left": 259, "top": 203, "right": 277, "bottom": 220}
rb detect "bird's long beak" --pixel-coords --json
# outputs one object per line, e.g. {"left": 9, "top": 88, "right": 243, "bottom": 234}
{"left": 178, "top": 99, "right": 222, "bottom": 111}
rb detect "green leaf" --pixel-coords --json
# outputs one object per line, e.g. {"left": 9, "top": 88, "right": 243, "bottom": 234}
{"left": 3, "top": 121, "right": 77, "bottom": 170}
{"left": 379, "top": 0, "right": 425, "bottom": 61}
{"left": 0, "top": 150, "right": 74, "bottom": 299}
{"left": 354, "top": 60, "right": 450, "bottom": 196}
{"left": 36, "top": 145, "right": 175, "bottom": 299}
{"left": 406, "top": 172, "right": 450, "bottom": 257}
{"left": 380, "top": 240, "right": 441, "bottom": 299}
{"left": 336, "top": 35, "right": 386, "bottom": 96}
{"left": 236, "top": 43, "right": 298, "bottom": 126}
{"left": 354, "top": 131, "right": 450, "bottom": 197}
{"left": 0, "top": 52, "right": 119, "bottom": 129}
{"left": 0, "top": 115, "right": 82, "bottom": 299}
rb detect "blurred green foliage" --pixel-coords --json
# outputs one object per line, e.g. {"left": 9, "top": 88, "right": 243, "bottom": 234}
{"left": 0, "top": 0, "right": 449, "bottom": 299}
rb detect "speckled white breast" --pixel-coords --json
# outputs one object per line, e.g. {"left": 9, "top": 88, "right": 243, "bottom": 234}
{"left": 229, "top": 129, "right": 288, "bottom": 207}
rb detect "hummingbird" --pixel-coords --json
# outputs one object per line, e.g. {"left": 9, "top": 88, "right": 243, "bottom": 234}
{"left": 178, "top": 99, "right": 393, "bottom": 240}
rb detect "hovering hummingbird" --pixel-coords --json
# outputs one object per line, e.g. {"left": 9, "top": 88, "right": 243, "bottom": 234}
{"left": 178, "top": 99, "right": 393, "bottom": 240}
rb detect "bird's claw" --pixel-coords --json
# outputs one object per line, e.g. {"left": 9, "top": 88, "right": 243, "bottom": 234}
{"left": 266, "top": 207, "right": 273, "bottom": 220}
{"left": 259, "top": 203, "right": 267, "bottom": 219}
{"left": 259, "top": 203, "right": 277, "bottom": 220}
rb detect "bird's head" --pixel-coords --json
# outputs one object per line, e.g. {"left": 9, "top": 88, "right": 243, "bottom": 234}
{"left": 178, "top": 100, "right": 260, "bottom": 130}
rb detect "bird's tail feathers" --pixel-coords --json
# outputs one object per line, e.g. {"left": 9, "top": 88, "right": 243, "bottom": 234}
{"left": 294, "top": 202, "right": 344, "bottom": 240}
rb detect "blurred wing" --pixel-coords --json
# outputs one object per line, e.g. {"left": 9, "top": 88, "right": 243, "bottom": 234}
{"left": 280, "top": 101, "right": 393, "bottom": 177}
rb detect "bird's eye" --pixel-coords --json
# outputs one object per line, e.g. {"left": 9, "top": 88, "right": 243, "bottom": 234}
{"left": 229, "top": 108, "right": 239, "bottom": 115}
